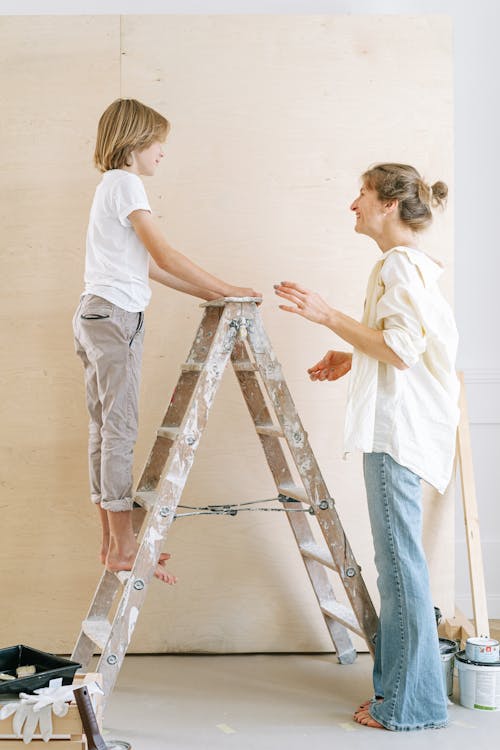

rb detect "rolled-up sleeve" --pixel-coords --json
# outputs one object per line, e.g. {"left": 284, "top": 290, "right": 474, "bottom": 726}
{"left": 376, "top": 254, "right": 427, "bottom": 368}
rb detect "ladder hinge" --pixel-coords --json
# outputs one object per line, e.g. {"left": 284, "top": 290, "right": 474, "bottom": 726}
{"left": 318, "top": 499, "right": 335, "bottom": 510}
{"left": 229, "top": 317, "right": 253, "bottom": 339}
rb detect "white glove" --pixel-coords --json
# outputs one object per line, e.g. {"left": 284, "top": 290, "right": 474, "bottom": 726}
{"left": 0, "top": 678, "right": 103, "bottom": 743}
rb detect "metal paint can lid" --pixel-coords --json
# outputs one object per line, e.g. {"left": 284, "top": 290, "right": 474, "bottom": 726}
{"left": 439, "top": 637, "right": 458, "bottom": 655}
{"left": 106, "top": 742, "right": 132, "bottom": 750}
{"left": 465, "top": 637, "right": 499, "bottom": 663}
{"left": 456, "top": 649, "right": 500, "bottom": 668}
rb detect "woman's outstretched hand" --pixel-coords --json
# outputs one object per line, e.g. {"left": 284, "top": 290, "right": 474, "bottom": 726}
{"left": 274, "top": 281, "right": 331, "bottom": 325}
{"left": 307, "top": 350, "right": 352, "bottom": 382}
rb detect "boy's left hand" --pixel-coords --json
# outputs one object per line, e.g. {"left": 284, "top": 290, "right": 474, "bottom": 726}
{"left": 274, "top": 281, "right": 331, "bottom": 325}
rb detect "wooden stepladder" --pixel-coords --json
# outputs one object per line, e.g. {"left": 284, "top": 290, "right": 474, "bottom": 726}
{"left": 72, "top": 299, "right": 378, "bottom": 706}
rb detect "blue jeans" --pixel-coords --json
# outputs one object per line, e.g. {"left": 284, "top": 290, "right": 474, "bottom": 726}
{"left": 363, "top": 453, "right": 448, "bottom": 731}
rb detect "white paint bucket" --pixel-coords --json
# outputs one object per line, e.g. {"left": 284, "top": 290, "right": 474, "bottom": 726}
{"left": 456, "top": 651, "right": 500, "bottom": 711}
{"left": 465, "top": 637, "right": 499, "bottom": 663}
{"left": 439, "top": 638, "right": 458, "bottom": 697}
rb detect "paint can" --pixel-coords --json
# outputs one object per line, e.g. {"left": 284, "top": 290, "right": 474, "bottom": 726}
{"left": 106, "top": 742, "right": 132, "bottom": 750}
{"left": 465, "top": 637, "right": 499, "bottom": 664}
{"left": 439, "top": 638, "right": 458, "bottom": 697}
{"left": 456, "top": 651, "right": 500, "bottom": 711}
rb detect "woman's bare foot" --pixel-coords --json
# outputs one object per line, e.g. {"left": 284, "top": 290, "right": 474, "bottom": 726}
{"left": 354, "top": 697, "right": 383, "bottom": 716}
{"left": 353, "top": 707, "right": 385, "bottom": 729}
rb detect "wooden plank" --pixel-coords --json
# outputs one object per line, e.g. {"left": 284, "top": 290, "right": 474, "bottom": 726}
{"left": 299, "top": 542, "right": 336, "bottom": 570}
{"left": 134, "top": 491, "right": 157, "bottom": 512}
{"left": 457, "top": 372, "right": 490, "bottom": 637}
{"left": 321, "top": 600, "right": 363, "bottom": 638}
{"left": 0, "top": 742, "right": 85, "bottom": 749}
{"left": 255, "top": 424, "right": 284, "bottom": 438}
{"left": 181, "top": 363, "right": 203, "bottom": 372}
{"left": 157, "top": 426, "right": 180, "bottom": 440}
{"left": 82, "top": 618, "right": 112, "bottom": 650}
{"left": 440, "top": 608, "right": 476, "bottom": 649}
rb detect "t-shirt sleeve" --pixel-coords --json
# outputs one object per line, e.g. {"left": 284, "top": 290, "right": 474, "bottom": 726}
{"left": 376, "top": 253, "right": 427, "bottom": 368}
{"left": 112, "top": 174, "right": 151, "bottom": 227}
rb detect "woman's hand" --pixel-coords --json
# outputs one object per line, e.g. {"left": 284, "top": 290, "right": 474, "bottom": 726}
{"left": 307, "top": 350, "right": 352, "bottom": 381}
{"left": 274, "top": 281, "right": 332, "bottom": 325}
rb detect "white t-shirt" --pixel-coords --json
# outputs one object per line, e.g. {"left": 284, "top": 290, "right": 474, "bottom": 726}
{"left": 344, "top": 246, "right": 460, "bottom": 493}
{"left": 84, "top": 169, "right": 152, "bottom": 312}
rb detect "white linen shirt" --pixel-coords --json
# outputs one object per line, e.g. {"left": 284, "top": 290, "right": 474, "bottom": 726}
{"left": 84, "top": 170, "right": 152, "bottom": 312}
{"left": 344, "top": 246, "right": 460, "bottom": 493}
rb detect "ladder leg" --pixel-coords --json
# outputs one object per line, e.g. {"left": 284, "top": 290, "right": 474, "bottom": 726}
{"left": 71, "top": 570, "right": 120, "bottom": 670}
{"left": 93, "top": 303, "right": 243, "bottom": 705}
{"left": 231, "top": 338, "right": 358, "bottom": 661}
{"left": 244, "top": 310, "right": 378, "bottom": 654}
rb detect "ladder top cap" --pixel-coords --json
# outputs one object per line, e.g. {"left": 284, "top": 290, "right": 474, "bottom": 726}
{"left": 201, "top": 297, "right": 263, "bottom": 307}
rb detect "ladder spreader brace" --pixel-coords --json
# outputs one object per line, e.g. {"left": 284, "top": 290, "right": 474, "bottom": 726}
{"left": 72, "top": 298, "right": 378, "bottom": 707}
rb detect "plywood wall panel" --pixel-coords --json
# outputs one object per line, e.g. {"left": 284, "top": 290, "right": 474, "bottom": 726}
{"left": 121, "top": 15, "right": 454, "bottom": 652}
{"left": 0, "top": 15, "right": 453, "bottom": 653}
{"left": 0, "top": 15, "right": 120, "bottom": 652}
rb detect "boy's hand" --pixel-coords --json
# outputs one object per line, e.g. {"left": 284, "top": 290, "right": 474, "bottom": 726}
{"left": 307, "top": 350, "right": 352, "bottom": 381}
{"left": 226, "top": 285, "right": 262, "bottom": 299}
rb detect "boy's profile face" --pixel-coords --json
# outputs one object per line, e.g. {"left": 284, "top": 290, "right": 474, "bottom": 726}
{"left": 128, "top": 140, "right": 165, "bottom": 177}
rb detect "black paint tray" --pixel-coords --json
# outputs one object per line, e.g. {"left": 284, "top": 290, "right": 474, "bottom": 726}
{"left": 0, "top": 645, "right": 81, "bottom": 695}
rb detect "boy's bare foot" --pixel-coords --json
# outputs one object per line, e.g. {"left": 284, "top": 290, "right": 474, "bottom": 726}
{"left": 106, "top": 544, "right": 177, "bottom": 585}
{"left": 353, "top": 707, "right": 385, "bottom": 729}
{"left": 98, "top": 505, "right": 110, "bottom": 565}
{"left": 100, "top": 536, "right": 110, "bottom": 565}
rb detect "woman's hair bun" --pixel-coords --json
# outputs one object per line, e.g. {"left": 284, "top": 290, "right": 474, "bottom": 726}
{"left": 430, "top": 180, "right": 448, "bottom": 207}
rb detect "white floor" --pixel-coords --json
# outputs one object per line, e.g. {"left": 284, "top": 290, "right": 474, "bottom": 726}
{"left": 102, "top": 653, "right": 500, "bottom": 750}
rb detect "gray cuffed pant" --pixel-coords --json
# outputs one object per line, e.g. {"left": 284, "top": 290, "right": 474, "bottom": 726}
{"left": 73, "top": 294, "right": 145, "bottom": 512}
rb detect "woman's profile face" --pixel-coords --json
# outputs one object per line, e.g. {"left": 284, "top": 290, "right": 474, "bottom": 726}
{"left": 350, "top": 182, "right": 386, "bottom": 238}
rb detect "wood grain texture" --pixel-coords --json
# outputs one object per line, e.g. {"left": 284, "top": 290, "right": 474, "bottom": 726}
{"left": 0, "top": 15, "right": 453, "bottom": 652}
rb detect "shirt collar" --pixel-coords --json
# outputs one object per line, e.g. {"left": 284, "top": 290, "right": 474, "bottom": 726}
{"left": 384, "top": 246, "right": 444, "bottom": 287}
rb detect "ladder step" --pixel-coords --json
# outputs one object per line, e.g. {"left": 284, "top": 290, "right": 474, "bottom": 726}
{"left": 320, "top": 600, "right": 363, "bottom": 637}
{"left": 278, "top": 483, "right": 309, "bottom": 504}
{"left": 181, "top": 363, "right": 203, "bottom": 372}
{"left": 115, "top": 571, "right": 132, "bottom": 585}
{"left": 82, "top": 618, "right": 112, "bottom": 650}
{"left": 255, "top": 424, "right": 284, "bottom": 437}
{"left": 135, "top": 491, "right": 158, "bottom": 511}
{"left": 157, "top": 426, "right": 180, "bottom": 440}
{"left": 299, "top": 542, "right": 337, "bottom": 571}
{"left": 232, "top": 362, "right": 258, "bottom": 371}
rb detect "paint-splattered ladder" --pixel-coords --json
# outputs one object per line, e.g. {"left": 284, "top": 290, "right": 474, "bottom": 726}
{"left": 71, "top": 298, "right": 378, "bottom": 707}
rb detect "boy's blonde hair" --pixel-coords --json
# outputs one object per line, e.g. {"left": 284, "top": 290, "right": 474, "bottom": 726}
{"left": 94, "top": 98, "right": 170, "bottom": 172}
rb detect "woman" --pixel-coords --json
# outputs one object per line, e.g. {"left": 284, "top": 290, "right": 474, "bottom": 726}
{"left": 274, "top": 163, "right": 459, "bottom": 731}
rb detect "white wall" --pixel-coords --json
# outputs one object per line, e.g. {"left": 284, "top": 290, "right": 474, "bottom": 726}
{"left": 1, "top": 0, "right": 499, "bottom": 619}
